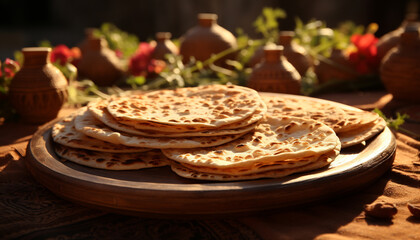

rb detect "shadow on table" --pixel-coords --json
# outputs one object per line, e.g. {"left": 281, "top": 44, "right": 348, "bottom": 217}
{"left": 0, "top": 121, "right": 39, "bottom": 146}
{"left": 239, "top": 171, "right": 391, "bottom": 239}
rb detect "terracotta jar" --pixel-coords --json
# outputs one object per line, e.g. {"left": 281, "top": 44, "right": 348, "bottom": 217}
{"left": 179, "top": 13, "right": 237, "bottom": 66}
{"left": 376, "top": 13, "right": 419, "bottom": 61}
{"left": 247, "top": 45, "right": 301, "bottom": 94}
{"left": 151, "top": 32, "right": 179, "bottom": 60}
{"left": 78, "top": 28, "right": 96, "bottom": 54}
{"left": 248, "top": 31, "right": 311, "bottom": 76}
{"left": 315, "top": 48, "right": 357, "bottom": 84}
{"left": 9, "top": 47, "right": 68, "bottom": 124}
{"left": 380, "top": 26, "right": 420, "bottom": 102}
{"left": 77, "top": 36, "right": 125, "bottom": 86}
{"left": 278, "top": 31, "right": 312, "bottom": 76}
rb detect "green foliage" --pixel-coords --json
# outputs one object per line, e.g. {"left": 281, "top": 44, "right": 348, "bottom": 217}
{"left": 13, "top": 51, "right": 24, "bottom": 66}
{"left": 126, "top": 75, "right": 146, "bottom": 89}
{"left": 373, "top": 108, "right": 409, "bottom": 131}
{"left": 38, "top": 40, "right": 53, "bottom": 48}
{"left": 94, "top": 22, "right": 139, "bottom": 59}
{"left": 67, "top": 79, "right": 109, "bottom": 105}
{"left": 294, "top": 18, "right": 364, "bottom": 58}
{"left": 53, "top": 62, "right": 78, "bottom": 82}
{"left": 253, "top": 7, "right": 286, "bottom": 42}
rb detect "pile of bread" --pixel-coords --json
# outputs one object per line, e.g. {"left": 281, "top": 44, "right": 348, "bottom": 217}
{"left": 52, "top": 84, "right": 386, "bottom": 181}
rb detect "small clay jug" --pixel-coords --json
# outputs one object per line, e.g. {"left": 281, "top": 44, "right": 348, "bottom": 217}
{"left": 380, "top": 26, "right": 420, "bottom": 102}
{"left": 376, "top": 13, "right": 419, "bottom": 61}
{"left": 77, "top": 36, "right": 125, "bottom": 86}
{"left": 78, "top": 28, "right": 96, "bottom": 55}
{"left": 9, "top": 47, "right": 68, "bottom": 124}
{"left": 179, "top": 13, "right": 237, "bottom": 67}
{"left": 315, "top": 48, "right": 357, "bottom": 84}
{"left": 247, "top": 45, "right": 301, "bottom": 94}
{"left": 278, "top": 31, "right": 312, "bottom": 76}
{"left": 151, "top": 32, "right": 179, "bottom": 60}
{"left": 248, "top": 32, "right": 311, "bottom": 76}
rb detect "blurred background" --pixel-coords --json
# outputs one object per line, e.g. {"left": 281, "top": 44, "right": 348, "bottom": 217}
{"left": 0, "top": 0, "right": 417, "bottom": 59}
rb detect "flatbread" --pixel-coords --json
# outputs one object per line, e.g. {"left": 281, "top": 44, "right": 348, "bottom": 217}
{"left": 163, "top": 116, "right": 340, "bottom": 168}
{"left": 338, "top": 117, "right": 387, "bottom": 148}
{"left": 88, "top": 98, "right": 262, "bottom": 137}
{"left": 178, "top": 154, "right": 321, "bottom": 176}
{"left": 52, "top": 114, "right": 149, "bottom": 153}
{"left": 115, "top": 101, "right": 266, "bottom": 133}
{"left": 54, "top": 144, "right": 169, "bottom": 170}
{"left": 262, "top": 95, "right": 379, "bottom": 133}
{"left": 170, "top": 146, "right": 338, "bottom": 181}
{"left": 74, "top": 107, "right": 247, "bottom": 149}
{"left": 107, "top": 84, "right": 262, "bottom": 128}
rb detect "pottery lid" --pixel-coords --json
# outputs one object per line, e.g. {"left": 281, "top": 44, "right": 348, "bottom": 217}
{"left": 22, "top": 47, "right": 51, "bottom": 53}
{"left": 198, "top": 13, "right": 217, "bottom": 27}
{"left": 263, "top": 45, "right": 283, "bottom": 62}
{"left": 156, "top": 32, "right": 172, "bottom": 41}
{"left": 400, "top": 25, "right": 420, "bottom": 45}
{"left": 279, "top": 31, "right": 295, "bottom": 45}
{"left": 22, "top": 47, "right": 51, "bottom": 66}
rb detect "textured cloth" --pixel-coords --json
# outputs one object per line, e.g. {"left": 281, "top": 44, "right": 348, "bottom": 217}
{"left": 0, "top": 91, "right": 419, "bottom": 240}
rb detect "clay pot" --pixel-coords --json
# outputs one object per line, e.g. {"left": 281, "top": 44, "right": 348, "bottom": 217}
{"left": 78, "top": 28, "right": 96, "bottom": 55}
{"left": 315, "top": 48, "right": 357, "bottom": 84}
{"left": 9, "top": 47, "right": 68, "bottom": 124}
{"left": 278, "top": 31, "right": 312, "bottom": 76}
{"left": 248, "top": 32, "right": 311, "bottom": 76}
{"left": 247, "top": 45, "right": 301, "bottom": 94}
{"left": 77, "top": 36, "right": 125, "bottom": 86}
{"left": 376, "top": 13, "right": 419, "bottom": 61}
{"left": 179, "top": 13, "right": 237, "bottom": 67}
{"left": 151, "top": 32, "right": 179, "bottom": 60}
{"left": 380, "top": 26, "right": 420, "bottom": 102}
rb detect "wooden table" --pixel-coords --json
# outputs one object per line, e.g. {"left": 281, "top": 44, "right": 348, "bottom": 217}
{"left": 1, "top": 91, "right": 419, "bottom": 240}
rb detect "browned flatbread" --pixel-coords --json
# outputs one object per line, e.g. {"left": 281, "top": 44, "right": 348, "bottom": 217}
{"left": 52, "top": 113, "right": 149, "bottom": 153}
{"left": 163, "top": 116, "right": 341, "bottom": 169}
{"left": 74, "top": 107, "right": 247, "bottom": 149}
{"left": 169, "top": 146, "right": 338, "bottom": 181}
{"left": 338, "top": 117, "right": 387, "bottom": 147}
{"left": 88, "top": 98, "right": 263, "bottom": 137}
{"left": 107, "top": 85, "right": 263, "bottom": 128}
{"left": 262, "top": 95, "right": 380, "bottom": 133}
{"left": 54, "top": 144, "right": 169, "bottom": 170}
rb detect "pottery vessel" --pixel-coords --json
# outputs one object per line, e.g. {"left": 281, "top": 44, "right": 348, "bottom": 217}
{"left": 278, "top": 31, "right": 312, "bottom": 76}
{"left": 249, "top": 31, "right": 311, "bottom": 77}
{"left": 376, "top": 13, "right": 419, "bottom": 61}
{"left": 9, "top": 47, "right": 68, "bottom": 124}
{"left": 179, "top": 13, "right": 237, "bottom": 67}
{"left": 151, "top": 32, "right": 179, "bottom": 60}
{"left": 247, "top": 45, "right": 301, "bottom": 94}
{"left": 315, "top": 48, "right": 357, "bottom": 84}
{"left": 77, "top": 36, "right": 125, "bottom": 86}
{"left": 380, "top": 26, "right": 420, "bottom": 102}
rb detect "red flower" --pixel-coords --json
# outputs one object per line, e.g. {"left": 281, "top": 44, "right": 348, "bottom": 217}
{"left": 51, "top": 45, "right": 73, "bottom": 65}
{"left": 348, "top": 33, "right": 380, "bottom": 74}
{"left": 3, "top": 58, "right": 20, "bottom": 78}
{"left": 129, "top": 42, "right": 165, "bottom": 76}
{"left": 115, "top": 49, "right": 123, "bottom": 59}
{"left": 50, "top": 45, "right": 81, "bottom": 66}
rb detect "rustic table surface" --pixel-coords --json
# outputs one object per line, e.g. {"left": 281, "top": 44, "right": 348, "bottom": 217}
{"left": 1, "top": 91, "right": 419, "bottom": 240}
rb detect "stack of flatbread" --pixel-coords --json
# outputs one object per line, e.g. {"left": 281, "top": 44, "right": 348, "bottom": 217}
{"left": 51, "top": 84, "right": 384, "bottom": 181}
{"left": 262, "top": 95, "right": 386, "bottom": 148}
{"left": 52, "top": 85, "right": 266, "bottom": 173}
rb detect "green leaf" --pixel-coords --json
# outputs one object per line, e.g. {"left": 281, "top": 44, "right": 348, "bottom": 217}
{"left": 38, "top": 40, "right": 52, "bottom": 47}
{"left": 127, "top": 75, "right": 146, "bottom": 87}
{"left": 373, "top": 108, "right": 409, "bottom": 130}
{"left": 95, "top": 22, "right": 139, "bottom": 59}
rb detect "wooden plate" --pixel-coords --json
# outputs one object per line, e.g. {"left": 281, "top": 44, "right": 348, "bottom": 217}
{"left": 25, "top": 94, "right": 396, "bottom": 218}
